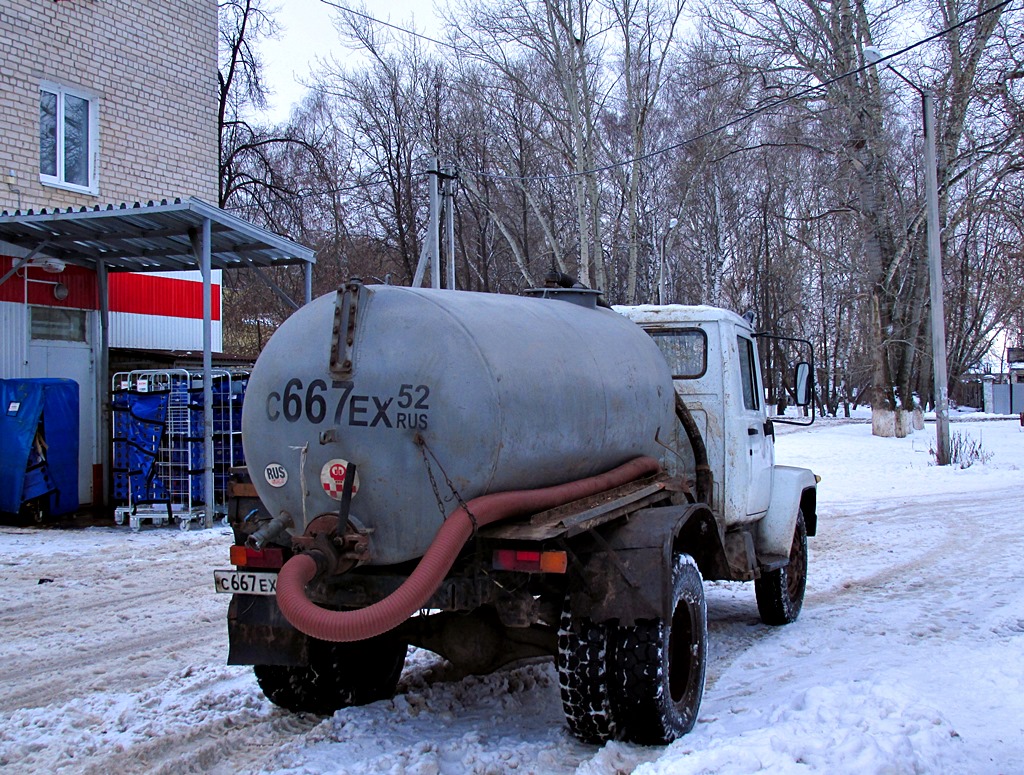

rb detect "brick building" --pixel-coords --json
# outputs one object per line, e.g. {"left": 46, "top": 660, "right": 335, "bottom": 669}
{"left": 1, "top": 0, "right": 218, "bottom": 208}
{"left": 0, "top": 1, "right": 313, "bottom": 514}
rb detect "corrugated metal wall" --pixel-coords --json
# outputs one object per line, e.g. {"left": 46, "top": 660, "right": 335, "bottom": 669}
{"left": 0, "top": 302, "right": 28, "bottom": 379}
{"left": 108, "top": 270, "right": 222, "bottom": 351}
{"left": 109, "top": 314, "right": 223, "bottom": 351}
{"left": 3, "top": 265, "right": 224, "bottom": 354}
{"left": 992, "top": 383, "right": 1024, "bottom": 414}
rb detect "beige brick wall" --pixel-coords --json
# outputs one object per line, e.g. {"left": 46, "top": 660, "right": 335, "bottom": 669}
{"left": 0, "top": 0, "right": 218, "bottom": 213}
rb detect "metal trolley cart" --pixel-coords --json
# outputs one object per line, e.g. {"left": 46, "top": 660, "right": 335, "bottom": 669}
{"left": 112, "top": 369, "right": 247, "bottom": 530}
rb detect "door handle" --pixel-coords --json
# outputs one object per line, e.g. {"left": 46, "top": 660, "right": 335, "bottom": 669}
{"left": 747, "top": 427, "right": 758, "bottom": 436}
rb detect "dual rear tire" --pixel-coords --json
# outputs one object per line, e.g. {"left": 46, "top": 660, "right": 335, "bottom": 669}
{"left": 557, "top": 554, "right": 708, "bottom": 745}
{"left": 255, "top": 633, "right": 407, "bottom": 716}
{"left": 255, "top": 515, "right": 806, "bottom": 733}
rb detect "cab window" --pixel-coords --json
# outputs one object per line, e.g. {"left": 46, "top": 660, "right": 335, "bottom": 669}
{"left": 737, "top": 335, "right": 760, "bottom": 410}
{"left": 649, "top": 329, "right": 707, "bottom": 379}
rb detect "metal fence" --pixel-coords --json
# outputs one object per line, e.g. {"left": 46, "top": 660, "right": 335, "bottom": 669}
{"left": 992, "top": 383, "right": 1024, "bottom": 415}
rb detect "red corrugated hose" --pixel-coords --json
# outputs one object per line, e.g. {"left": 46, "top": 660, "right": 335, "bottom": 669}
{"left": 275, "top": 456, "right": 661, "bottom": 643}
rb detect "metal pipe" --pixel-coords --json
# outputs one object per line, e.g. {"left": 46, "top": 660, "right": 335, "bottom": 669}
{"left": 675, "top": 392, "right": 713, "bottom": 507}
{"left": 248, "top": 511, "right": 293, "bottom": 550}
{"left": 201, "top": 217, "right": 215, "bottom": 525}
{"left": 97, "top": 260, "right": 110, "bottom": 511}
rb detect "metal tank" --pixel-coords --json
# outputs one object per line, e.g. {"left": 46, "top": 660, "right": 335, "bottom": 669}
{"left": 242, "top": 282, "right": 675, "bottom": 565}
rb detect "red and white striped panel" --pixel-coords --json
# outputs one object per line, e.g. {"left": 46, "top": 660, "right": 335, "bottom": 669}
{"left": 108, "top": 271, "right": 222, "bottom": 351}
{"left": 0, "top": 258, "right": 222, "bottom": 352}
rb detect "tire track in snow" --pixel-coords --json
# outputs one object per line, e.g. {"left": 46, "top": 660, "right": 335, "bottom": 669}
{"left": 0, "top": 528, "right": 231, "bottom": 715}
{"left": 77, "top": 700, "right": 317, "bottom": 775}
{"left": 702, "top": 485, "right": 1020, "bottom": 692}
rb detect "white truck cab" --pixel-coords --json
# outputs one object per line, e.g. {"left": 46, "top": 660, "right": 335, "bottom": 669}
{"left": 616, "top": 304, "right": 818, "bottom": 576}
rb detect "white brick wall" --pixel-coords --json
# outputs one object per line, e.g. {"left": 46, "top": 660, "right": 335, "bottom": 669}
{"left": 0, "top": 0, "right": 218, "bottom": 212}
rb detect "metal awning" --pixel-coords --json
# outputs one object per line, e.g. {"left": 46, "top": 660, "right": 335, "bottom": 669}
{"left": 0, "top": 196, "right": 314, "bottom": 271}
{"left": 0, "top": 197, "right": 315, "bottom": 520}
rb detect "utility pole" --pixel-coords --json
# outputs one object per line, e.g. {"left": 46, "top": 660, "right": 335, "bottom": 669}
{"left": 412, "top": 158, "right": 458, "bottom": 290}
{"left": 443, "top": 165, "right": 456, "bottom": 291}
{"left": 864, "top": 47, "right": 950, "bottom": 464}
{"left": 430, "top": 156, "right": 441, "bottom": 290}
{"left": 922, "top": 89, "right": 950, "bottom": 464}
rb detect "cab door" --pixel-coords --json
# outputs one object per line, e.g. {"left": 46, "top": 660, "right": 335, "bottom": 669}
{"left": 737, "top": 334, "right": 773, "bottom": 516}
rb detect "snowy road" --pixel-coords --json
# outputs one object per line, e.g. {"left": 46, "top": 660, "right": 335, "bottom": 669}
{"left": 0, "top": 418, "right": 1021, "bottom": 774}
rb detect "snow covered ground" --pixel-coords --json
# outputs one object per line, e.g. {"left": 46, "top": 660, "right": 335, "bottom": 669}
{"left": 0, "top": 417, "right": 1021, "bottom": 774}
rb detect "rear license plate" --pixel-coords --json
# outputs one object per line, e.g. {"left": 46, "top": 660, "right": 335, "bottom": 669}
{"left": 213, "top": 569, "right": 278, "bottom": 595}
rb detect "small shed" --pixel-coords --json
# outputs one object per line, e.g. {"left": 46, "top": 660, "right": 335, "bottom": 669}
{"left": 0, "top": 197, "right": 315, "bottom": 519}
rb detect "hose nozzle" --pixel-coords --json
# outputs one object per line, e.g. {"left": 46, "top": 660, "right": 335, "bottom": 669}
{"left": 247, "top": 511, "right": 293, "bottom": 550}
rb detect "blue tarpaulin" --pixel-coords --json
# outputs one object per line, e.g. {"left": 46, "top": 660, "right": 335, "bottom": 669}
{"left": 0, "top": 379, "right": 79, "bottom": 517}
{"left": 125, "top": 391, "right": 170, "bottom": 507}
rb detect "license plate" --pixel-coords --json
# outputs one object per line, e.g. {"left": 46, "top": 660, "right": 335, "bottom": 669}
{"left": 213, "top": 569, "right": 278, "bottom": 596}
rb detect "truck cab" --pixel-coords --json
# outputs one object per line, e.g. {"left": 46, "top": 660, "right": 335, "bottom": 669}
{"left": 616, "top": 304, "right": 817, "bottom": 579}
{"left": 616, "top": 305, "right": 772, "bottom": 522}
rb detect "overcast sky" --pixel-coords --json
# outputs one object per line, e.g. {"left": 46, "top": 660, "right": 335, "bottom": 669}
{"left": 259, "top": 0, "right": 444, "bottom": 123}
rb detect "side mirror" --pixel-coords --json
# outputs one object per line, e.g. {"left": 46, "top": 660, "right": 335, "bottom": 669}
{"left": 794, "top": 361, "right": 813, "bottom": 407}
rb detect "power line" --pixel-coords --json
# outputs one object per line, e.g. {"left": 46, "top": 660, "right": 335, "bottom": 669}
{"left": 222, "top": 179, "right": 381, "bottom": 211}
{"left": 249, "top": 0, "right": 1012, "bottom": 199}
{"left": 318, "top": 0, "right": 461, "bottom": 54}
{"left": 458, "top": 0, "right": 1014, "bottom": 182}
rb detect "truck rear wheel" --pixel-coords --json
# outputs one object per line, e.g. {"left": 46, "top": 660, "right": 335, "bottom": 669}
{"left": 254, "top": 634, "right": 407, "bottom": 716}
{"left": 755, "top": 510, "right": 807, "bottom": 625}
{"left": 609, "top": 554, "right": 707, "bottom": 744}
{"left": 556, "top": 597, "right": 617, "bottom": 743}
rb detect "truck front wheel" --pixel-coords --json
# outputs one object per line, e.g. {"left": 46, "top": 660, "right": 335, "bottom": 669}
{"left": 609, "top": 554, "right": 707, "bottom": 744}
{"left": 254, "top": 634, "right": 407, "bottom": 715}
{"left": 755, "top": 509, "right": 808, "bottom": 625}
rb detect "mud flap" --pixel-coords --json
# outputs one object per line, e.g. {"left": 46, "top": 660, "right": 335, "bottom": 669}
{"left": 571, "top": 504, "right": 723, "bottom": 626}
{"left": 227, "top": 594, "right": 310, "bottom": 666}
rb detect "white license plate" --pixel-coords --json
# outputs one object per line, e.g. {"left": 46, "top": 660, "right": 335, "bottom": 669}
{"left": 213, "top": 569, "right": 278, "bottom": 596}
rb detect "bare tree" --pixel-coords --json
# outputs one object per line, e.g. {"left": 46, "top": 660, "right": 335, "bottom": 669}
{"left": 448, "top": 0, "right": 611, "bottom": 287}
{"left": 605, "top": 0, "right": 685, "bottom": 302}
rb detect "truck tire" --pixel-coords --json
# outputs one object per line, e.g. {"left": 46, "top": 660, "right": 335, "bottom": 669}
{"left": 556, "top": 597, "right": 617, "bottom": 743}
{"left": 608, "top": 554, "right": 707, "bottom": 744}
{"left": 254, "top": 634, "right": 407, "bottom": 715}
{"left": 755, "top": 509, "right": 807, "bottom": 625}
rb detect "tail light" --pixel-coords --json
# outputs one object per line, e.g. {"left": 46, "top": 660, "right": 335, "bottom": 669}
{"left": 230, "top": 545, "right": 284, "bottom": 569}
{"left": 492, "top": 549, "right": 568, "bottom": 574}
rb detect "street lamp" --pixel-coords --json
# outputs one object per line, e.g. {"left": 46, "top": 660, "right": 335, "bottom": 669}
{"left": 658, "top": 217, "right": 679, "bottom": 304}
{"left": 864, "top": 46, "right": 951, "bottom": 465}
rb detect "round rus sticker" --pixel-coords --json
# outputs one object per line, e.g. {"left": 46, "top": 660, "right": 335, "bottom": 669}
{"left": 264, "top": 463, "right": 288, "bottom": 488}
{"left": 321, "top": 459, "right": 360, "bottom": 500}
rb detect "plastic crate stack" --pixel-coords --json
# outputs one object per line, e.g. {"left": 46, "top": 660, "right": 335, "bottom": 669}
{"left": 111, "top": 369, "right": 248, "bottom": 530}
{"left": 185, "top": 373, "right": 248, "bottom": 506}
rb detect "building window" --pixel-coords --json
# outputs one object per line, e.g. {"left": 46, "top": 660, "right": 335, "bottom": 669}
{"left": 30, "top": 307, "right": 88, "bottom": 342}
{"left": 39, "top": 82, "right": 98, "bottom": 194}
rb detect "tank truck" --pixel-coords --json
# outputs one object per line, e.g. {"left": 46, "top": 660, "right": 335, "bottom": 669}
{"left": 214, "top": 279, "right": 818, "bottom": 744}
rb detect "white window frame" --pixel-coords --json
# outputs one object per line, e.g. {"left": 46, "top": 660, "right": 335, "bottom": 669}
{"left": 39, "top": 81, "right": 100, "bottom": 195}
